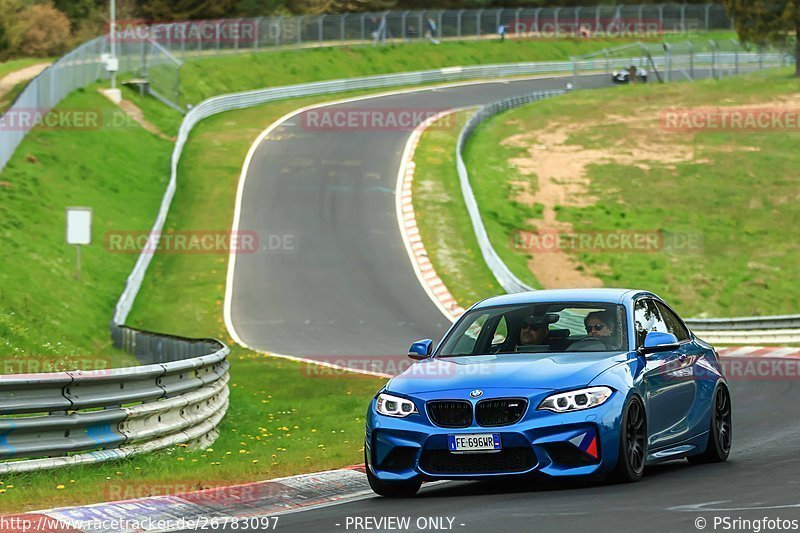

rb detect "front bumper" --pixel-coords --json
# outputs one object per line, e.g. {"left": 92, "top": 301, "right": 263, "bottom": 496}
{"left": 366, "top": 389, "right": 625, "bottom": 483}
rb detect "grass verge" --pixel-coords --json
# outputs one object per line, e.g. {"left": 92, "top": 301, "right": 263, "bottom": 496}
{"left": 0, "top": 88, "right": 172, "bottom": 367}
{"left": 412, "top": 109, "right": 504, "bottom": 308}
{"left": 453, "top": 70, "right": 799, "bottom": 317}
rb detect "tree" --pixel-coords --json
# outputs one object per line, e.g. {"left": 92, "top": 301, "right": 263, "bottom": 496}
{"left": 7, "top": 4, "right": 72, "bottom": 57}
{"left": 724, "top": 0, "right": 799, "bottom": 77}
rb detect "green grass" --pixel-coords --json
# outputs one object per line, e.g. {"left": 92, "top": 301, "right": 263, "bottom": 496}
{"left": 0, "top": 88, "right": 173, "bottom": 367}
{"left": 454, "top": 70, "right": 800, "bottom": 318}
{"left": 412, "top": 109, "right": 504, "bottom": 308}
{"left": 173, "top": 33, "right": 735, "bottom": 105}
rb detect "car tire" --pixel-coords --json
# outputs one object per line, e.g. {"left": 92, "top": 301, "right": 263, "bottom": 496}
{"left": 365, "top": 448, "right": 421, "bottom": 497}
{"left": 688, "top": 384, "right": 732, "bottom": 464}
{"left": 610, "top": 395, "right": 646, "bottom": 483}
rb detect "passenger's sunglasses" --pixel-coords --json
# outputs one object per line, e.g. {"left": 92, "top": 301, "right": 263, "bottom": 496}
{"left": 586, "top": 324, "right": 608, "bottom": 332}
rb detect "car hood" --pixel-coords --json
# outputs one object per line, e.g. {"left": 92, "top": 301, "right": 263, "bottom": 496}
{"left": 387, "top": 351, "right": 630, "bottom": 396}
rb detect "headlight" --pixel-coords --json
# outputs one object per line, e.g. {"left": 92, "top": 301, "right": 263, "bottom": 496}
{"left": 376, "top": 393, "right": 418, "bottom": 418}
{"left": 538, "top": 386, "right": 613, "bottom": 413}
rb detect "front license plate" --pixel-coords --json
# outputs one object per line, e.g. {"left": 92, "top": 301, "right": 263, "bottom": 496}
{"left": 448, "top": 433, "right": 501, "bottom": 453}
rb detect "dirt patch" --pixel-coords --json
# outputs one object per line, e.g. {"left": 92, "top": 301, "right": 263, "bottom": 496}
{"left": 113, "top": 95, "right": 175, "bottom": 141}
{"left": 0, "top": 63, "right": 51, "bottom": 99}
{"left": 503, "top": 113, "right": 700, "bottom": 289}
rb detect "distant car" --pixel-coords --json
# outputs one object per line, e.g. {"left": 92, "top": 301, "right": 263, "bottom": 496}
{"left": 612, "top": 66, "right": 648, "bottom": 84}
{"left": 365, "top": 289, "right": 731, "bottom": 497}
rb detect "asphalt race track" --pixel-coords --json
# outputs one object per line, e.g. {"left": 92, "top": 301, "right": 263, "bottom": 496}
{"left": 228, "top": 74, "right": 612, "bottom": 357}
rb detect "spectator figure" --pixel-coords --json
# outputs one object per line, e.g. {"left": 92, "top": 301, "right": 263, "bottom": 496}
{"left": 426, "top": 18, "right": 440, "bottom": 44}
{"left": 498, "top": 23, "right": 507, "bottom": 41}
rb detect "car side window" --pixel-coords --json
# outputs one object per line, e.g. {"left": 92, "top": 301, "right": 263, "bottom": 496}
{"left": 633, "top": 299, "right": 668, "bottom": 347}
{"left": 492, "top": 317, "right": 508, "bottom": 345}
{"left": 654, "top": 301, "right": 691, "bottom": 342}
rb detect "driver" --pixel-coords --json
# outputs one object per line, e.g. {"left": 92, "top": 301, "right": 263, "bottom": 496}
{"left": 518, "top": 315, "right": 550, "bottom": 347}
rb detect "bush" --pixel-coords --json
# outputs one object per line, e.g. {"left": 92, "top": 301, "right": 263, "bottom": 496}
{"left": 8, "top": 4, "right": 72, "bottom": 57}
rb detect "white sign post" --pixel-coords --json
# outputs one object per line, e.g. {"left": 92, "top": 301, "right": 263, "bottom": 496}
{"left": 66, "top": 207, "right": 92, "bottom": 280}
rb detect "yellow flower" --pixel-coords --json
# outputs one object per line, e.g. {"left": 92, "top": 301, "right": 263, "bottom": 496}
{"left": 252, "top": 460, "right": 259, "bottom": 464}
{"left": 56, "top": 485, "right": 65, "bottom": 490}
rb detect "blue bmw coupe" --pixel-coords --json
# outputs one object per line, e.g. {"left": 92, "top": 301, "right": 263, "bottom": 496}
{"left": 365, "top": 289, "right": 732, "bottom": 497}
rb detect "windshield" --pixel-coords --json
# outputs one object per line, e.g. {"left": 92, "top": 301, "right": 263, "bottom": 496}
{"left": 437, "top": 302, "right": 628, "bottom": 356}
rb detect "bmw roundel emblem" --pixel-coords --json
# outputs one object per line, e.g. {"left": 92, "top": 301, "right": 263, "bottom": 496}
{"left": 470, "top": 389, "right": 483, "bottom": 398}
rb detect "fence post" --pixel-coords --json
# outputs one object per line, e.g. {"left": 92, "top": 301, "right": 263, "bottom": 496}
{"left": 216, "top": 20, "right": 221, "bottom": 53}
{"left": 254, "top": 17, "right": 261, "bottom": 50}
{"left": 680, "top": 5, "right": 686, "bottom": 33}
{"left": 709, "top": 39, "right": 718, "bottom": 79}
{"left": 732, "top": 39, "right": 739, "bottom": 75}
{"left": 476, "top": 9, "right": 482, "bottom": 38}
{"left": 341, "top": 13, "right": 347, "bottom": 42}
{"left": 574, "top": 7, "right": 581, "bottom": 36}
{"left": 705, "top": 4, "right": 712, "bottom": 32}
{"left": 297, "top": 16, "right": 302, "bottom": 46}
{"left": 688, "top": 41, "right": 694, "bottom": 79}
{"left": 638, "top": 5, "right": 644, "bottom": 29}
{"left": 554, "top": 7, "right": 561, "bottom": 37}
{"left": 534, "top": 8, "right": 542, "bottom": 34}
{"left": 658, "top": 4, "right": 665, "bottom": 31}
{"left": 319, "top": 14, "right": 326, "bottom": 43}
{"left": 595, "top": 6, "right": 600, "bottom": 30}
{"left": 457, "top": 9, "right": 464, "bottom": 39}
{"left": 664, "top": 42, "right": 671, "bottom": 82}
{"left": 515, "top": 8, "right": 521, "bottom": 36}
{"left": 401, "top": 11, "right": 408, "bottom": 41}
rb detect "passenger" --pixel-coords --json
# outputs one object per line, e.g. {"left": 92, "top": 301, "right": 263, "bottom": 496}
{"left": 584, "top": 310, "right": 614, "bottom": 339}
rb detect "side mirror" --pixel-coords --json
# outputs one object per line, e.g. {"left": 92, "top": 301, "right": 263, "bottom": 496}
{"left": 408, "top": 339, "right": 433, "bottom": 360}
{"left": 638, "top": 331, "right": 680, "bottom": 356}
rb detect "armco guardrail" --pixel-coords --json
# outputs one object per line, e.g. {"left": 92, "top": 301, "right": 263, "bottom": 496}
{"left": 454, "top": 56, "right": 798, "bottom": 343}
{"left": 685, "top": 315, "right": 800, "bottom": 331}
{"left": 0, "top": 325, "right": 229, "bottom": 474}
